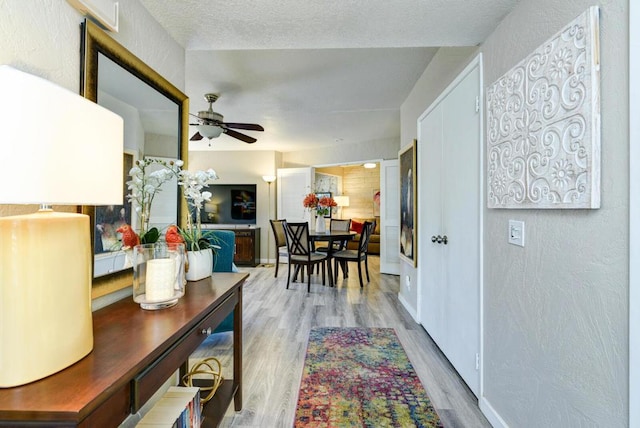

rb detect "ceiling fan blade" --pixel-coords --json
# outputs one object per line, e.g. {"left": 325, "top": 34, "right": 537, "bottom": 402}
{"left": 190, "top": 132, "right": 204, "bottom": 141}
{"left": 223, "top": 122, "right": 264, "bottom": 132}
{"left": 224, "top": 128, "right": 257, "bottom": 144}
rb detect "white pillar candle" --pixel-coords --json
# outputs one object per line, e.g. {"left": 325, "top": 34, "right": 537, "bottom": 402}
{"left": 145, "top": 258, "right": 175, "bottom": 301}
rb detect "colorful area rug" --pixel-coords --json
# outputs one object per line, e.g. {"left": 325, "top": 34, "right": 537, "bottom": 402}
{"left": 295, "top": 327, "right": 443, "bottom": 427}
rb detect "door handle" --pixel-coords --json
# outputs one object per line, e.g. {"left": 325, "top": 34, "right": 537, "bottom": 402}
{"left": 431, "top": 235, "right": 449, "bottom": 245}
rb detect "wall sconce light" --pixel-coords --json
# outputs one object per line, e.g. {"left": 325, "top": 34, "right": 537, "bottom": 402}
{"left": 0, "top": 66, "right": 124, "bottom": 387}
{"left": 363, "top": 162, "right": 377, "bottom": 169}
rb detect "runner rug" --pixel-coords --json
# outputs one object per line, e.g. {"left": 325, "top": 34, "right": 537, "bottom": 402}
{"left": 294, "top": 327, "right": 443, "bottom": 427}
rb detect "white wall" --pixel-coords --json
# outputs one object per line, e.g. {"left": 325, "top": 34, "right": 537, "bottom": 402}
{"left": 398, "top": 47, "right": 478, "bottom": 315}
{"left": 479, "top": 1, "right": 628, "bottom": 426}
{"left": 189, "top": 150, "right": 281, "bottom": 263}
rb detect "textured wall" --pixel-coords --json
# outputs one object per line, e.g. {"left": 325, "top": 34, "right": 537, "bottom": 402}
{"left": 480, "top": 0, "right": 628, "bottom": 426}
{"left": 398, "top": 47, "right": 478, "bottom": 315}
{"left": 0, "top": 0, "right": 184, "bottom": 219}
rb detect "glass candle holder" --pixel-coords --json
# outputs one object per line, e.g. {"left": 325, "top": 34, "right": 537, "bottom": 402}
{"left": 132, "top": 243, "right": 185, "bottom": 310}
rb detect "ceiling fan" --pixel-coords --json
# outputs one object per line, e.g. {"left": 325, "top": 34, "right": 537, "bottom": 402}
{"left": 189, "top": 93, "right": 264, "bottom": 144}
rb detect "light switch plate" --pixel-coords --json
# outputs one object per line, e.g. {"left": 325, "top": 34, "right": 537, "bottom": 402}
{"left": 508, "top": 220, "right": 525, "bottom": 247}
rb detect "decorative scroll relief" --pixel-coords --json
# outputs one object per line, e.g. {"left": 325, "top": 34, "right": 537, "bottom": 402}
{"left": 487, "top": 7, "right": 600, "bottom": 209}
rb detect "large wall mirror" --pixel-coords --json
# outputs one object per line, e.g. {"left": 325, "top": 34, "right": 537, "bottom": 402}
{"left": 80, "top": 20, "right": 188, "bottom": 298}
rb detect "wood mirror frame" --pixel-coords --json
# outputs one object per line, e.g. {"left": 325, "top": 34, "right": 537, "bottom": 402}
{"left": 80, "top": 20, "right": 189, "bottom": 298}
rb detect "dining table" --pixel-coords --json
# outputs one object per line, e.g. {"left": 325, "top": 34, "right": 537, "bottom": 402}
{"left": 308, "top": 229, "right": 357, "bottom": 287}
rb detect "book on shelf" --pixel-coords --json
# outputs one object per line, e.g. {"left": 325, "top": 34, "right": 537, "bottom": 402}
{"left": 137, "top": 386, "right": 201, "bottom": 427}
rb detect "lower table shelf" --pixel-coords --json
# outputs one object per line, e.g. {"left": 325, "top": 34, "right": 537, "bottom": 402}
{"left": 192, "top": 379, "right": 238, "bottom": 427}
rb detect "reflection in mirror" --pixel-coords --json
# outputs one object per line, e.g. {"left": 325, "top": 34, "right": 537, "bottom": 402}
{"left": 81, "top": 20, "right": 188, "bottom": 295}
{"left": 93, "top": 54, "right": 180, "bottom": 278}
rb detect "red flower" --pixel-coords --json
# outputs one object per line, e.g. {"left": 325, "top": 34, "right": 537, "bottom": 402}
{"left": 303, "top": 193, "right": 319, "bottom": 208}
{"left": 318, "top": 196, "right": 337, "bottom": 208}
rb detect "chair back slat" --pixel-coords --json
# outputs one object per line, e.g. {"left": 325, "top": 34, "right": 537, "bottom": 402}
{"left": 284, "top": 222, "right": 312, "bottom": 257}
{"left": 270, "top": 219, "right": 287, "bottom": 247}
{"left": 330, "top": 219, "right": 351, "bottom": 232}
{"left": 359, "top": 221, "right": 374, "bottom": 254}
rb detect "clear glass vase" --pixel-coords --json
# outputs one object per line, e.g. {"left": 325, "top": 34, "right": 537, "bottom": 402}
{"left": 132, "top": 243, "right": 185, "bottom": 310}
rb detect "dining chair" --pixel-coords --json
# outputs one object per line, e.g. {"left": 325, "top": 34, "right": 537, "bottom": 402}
{"left": 269, "top": 219, "right": 288, "bottom": 278}
{"left": 315, "top": 218, "right": 352, "bottom": 253}
{"left": 283, "top": 222, "right": 328, "bottom": 292}
{"left": 331, "top": 221, "right": 374, "bottom": 288}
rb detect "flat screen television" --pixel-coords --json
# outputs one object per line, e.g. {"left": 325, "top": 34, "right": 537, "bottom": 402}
{"left": 202, "top": 184, "right": 257, "bottom": 225}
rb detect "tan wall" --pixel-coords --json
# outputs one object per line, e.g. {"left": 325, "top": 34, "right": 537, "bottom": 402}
{"left": 341, "top": 165, "right": 380, "bottom": 220}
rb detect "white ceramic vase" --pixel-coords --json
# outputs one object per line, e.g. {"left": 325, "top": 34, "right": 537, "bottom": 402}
{"left": 185, "top": 248, "right": 213, "bottom": 281}
{"left": 315, "top": 215, "right": 326, "bottom": 233}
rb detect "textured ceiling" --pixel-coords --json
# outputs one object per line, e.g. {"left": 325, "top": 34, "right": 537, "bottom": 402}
{"left": 137, "top": 0, "right": 520, "bottom": 152}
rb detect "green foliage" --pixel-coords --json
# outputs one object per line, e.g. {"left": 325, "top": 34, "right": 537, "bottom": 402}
{"left": 178, "top": 227, "right": 221, "bottom": 252}
{"left": 140, "top": 227, "right": 160, "bottom": 244}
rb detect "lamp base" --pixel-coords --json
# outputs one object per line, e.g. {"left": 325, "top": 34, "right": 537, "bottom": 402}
{"left": 0, "top": 210, "right": 93, "bottom": 387}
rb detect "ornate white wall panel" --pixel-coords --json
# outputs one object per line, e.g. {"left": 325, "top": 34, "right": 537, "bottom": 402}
{"left": 486, "top": 7, "right": 600, "bottom": 209}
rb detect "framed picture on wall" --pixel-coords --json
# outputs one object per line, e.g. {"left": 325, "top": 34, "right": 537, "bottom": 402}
{"left": 399, "top": 140, "right": 417, "bottom": 266}
{"left": 316, "top": 192, "right": 333, "bottom": 218}
{"left": 94, "top": 150, "right": 136, "bottom": 255}
{"left": 373, "top": 189, "right": 381, "bottom": 216}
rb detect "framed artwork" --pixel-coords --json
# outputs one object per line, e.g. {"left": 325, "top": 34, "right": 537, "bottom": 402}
{"left": 316, "top": 191, "right": 333, "bottom": 218}
{"left": 94, "top": 150, "right": 135, "bottom": 254}
{"left": 373, "top": 189, "right": 381, "bottom": 216}
{"left": 486, "top": 7, "right": 600, "bottom": 209}
{"left": 399, "top": 140, "right": 417, "bottom": 266}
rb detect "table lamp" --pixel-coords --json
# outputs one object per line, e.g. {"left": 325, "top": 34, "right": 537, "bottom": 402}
{"left": 334, "top": 195, "right": 350, "bottom": 219}
{"left": 0, "top": 66, "right": 124, "bottom": 387}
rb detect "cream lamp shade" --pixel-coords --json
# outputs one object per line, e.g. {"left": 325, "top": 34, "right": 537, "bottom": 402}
{"left": 334, "top": 196, "right": 350, "bottom": 207}
{"left": 262, "top": 175, "right": 276, "bottom": 183}
{"left": 0, "top": 65, "right": 124, "bottom": 387}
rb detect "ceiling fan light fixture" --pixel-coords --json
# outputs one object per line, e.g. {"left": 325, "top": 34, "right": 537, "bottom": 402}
{"left": 197, "top": 124, "right": 223, "bottom": 139}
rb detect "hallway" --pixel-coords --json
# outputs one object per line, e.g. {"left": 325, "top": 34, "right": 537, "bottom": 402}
{"left": 192, "top": 257, "right": 490, "bottom": 427}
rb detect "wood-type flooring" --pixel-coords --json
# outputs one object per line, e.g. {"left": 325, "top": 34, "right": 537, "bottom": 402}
{"left": 191, "top": 257, "right": 491, "bottom": 427}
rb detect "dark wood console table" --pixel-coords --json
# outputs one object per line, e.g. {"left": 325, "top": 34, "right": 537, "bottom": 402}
{"left": 0, "top": 272, "right": 248, "bottom": 427}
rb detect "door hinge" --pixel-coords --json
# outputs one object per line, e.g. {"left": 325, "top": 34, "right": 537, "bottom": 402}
{"left": 475, "top": 353, "right": 480, "bottom": 370}
{"left": 475, "top": 96, "right": 480, "bottom": 113}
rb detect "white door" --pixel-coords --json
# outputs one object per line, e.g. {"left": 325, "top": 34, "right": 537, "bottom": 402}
{"left": 418, "top": 58, "right": 482, "bottom": 396}
{"left": 276, "top": 167, "right": 314, "bottom": 223}
{"left": 380, "top": 159, "right": 400, "bottom": 275}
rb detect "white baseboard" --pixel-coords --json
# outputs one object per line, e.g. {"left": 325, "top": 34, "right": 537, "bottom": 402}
{"left": 397, "top": 292, "right": 418, "bottom": 322}
{"left": 479, "top": 396, "right": 509, "bottom": 428}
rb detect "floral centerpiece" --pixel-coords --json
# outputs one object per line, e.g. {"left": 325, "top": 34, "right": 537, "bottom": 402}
{"left": 177, "top": 168, "right": 220, "bottom": 251}
{"left": 164, "top": 168, "right": 220, "bottom": 281}
{"left": 303, "top": 193, "right": 337, "bottom": 232}
{"left": 303, "top": 193, "right": 337, "bottom": 216}
{"left": 125, "top": 158, "right": 183, "bottom": 244}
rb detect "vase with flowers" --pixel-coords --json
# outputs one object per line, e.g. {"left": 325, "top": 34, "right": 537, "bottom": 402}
{"left": 303, "top": 193, "right": 337, "bottom": 233}
{"left": 174, "top": 168, "right": 220, "bottom": 281}
{"left": 125, "top": 158, "right": 183, "bottom": 245}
